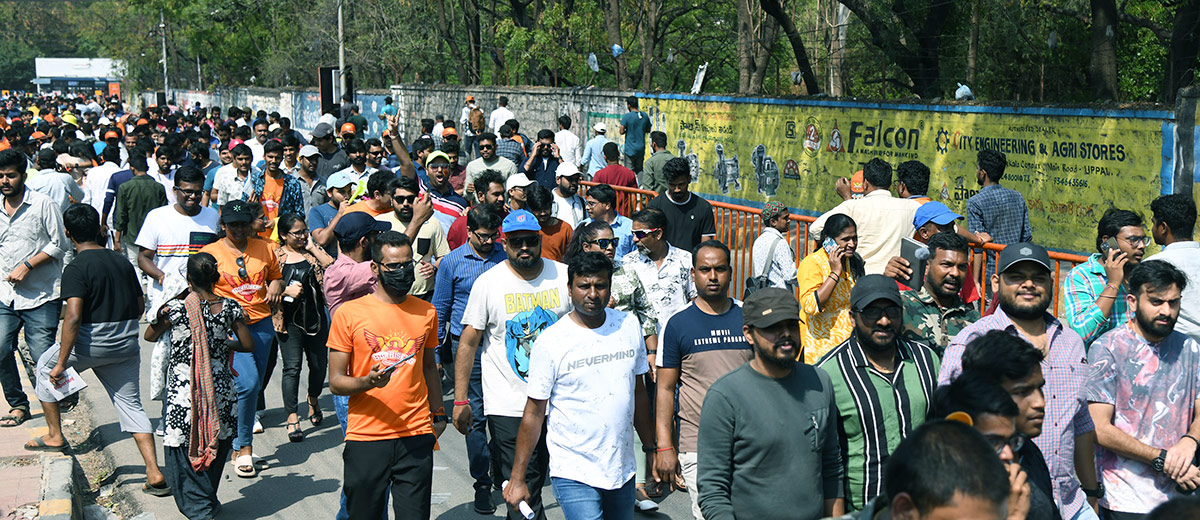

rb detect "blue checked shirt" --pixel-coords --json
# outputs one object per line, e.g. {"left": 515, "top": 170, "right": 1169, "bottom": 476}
{"left": 1062, "top": 254, "right": 1134, "bottom": 347}
{"left": 495, "top": 138, "right": 527, "bottom": 168}
{"left": 967, "top": 185, "right": 1033, "bottom": 278}
{"left": 432, "top": 241, "right": 507, "bottom": 343}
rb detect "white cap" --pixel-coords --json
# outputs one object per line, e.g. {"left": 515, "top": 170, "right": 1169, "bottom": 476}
{"left": 593, "top": 122, "right": 607, "bottom": 133}
{"left": 555, "top": 162, "right": 580, "bottom": 178}
{"left": 299, "top": 145, "right": 320, "bottom": 158}
{"left": 505, "top": 173, "right": 536, "bottom": 191}
{"left": 97, "top": 116, "right": 111, "bottom": 125}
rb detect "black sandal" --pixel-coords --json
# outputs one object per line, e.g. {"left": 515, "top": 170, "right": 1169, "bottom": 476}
{"left": 308, "top": 400, "right": 323, "bottom": 427}
{"left": 287, "top": 421, "right": 304, "bottom": 442}
{"left": 0, "top": 407, "right": 29, "bottom": 428}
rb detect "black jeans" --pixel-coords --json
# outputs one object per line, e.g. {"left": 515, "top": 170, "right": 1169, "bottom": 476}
{"left": 1102, "top": 509, "right": 1146, "bottom": 520}
{"left": 489, "top": 415, "right": 549, "bottom": 520}
{"left": 277, "top": 323, "right": 328, "bottom": 416}
{"left": 343, "top": 434, "right": 436, "bottom": 520}
{"left": 163, "top": 439, "right": 233, "bottom": 520}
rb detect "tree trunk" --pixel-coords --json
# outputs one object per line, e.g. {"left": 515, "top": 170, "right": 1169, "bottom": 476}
{"left": 1163, "top": 0, "right": 1200, "bottom": 103}
{"left": 1089, "top": 0, "right": 1120, "bottom": 100}
{"left": 829, "top": 3, "right": 848, "bottom": 95}
{"left": 748, "top": 15, "right": 777, "bottom": 94}
{"left": 967, "top": 0, "right": 978, "bottom": 83}
{"left": 761, "top": 0, "right": 822, "bottom": 94}
{"left": 437, "top": 0, "right": 468, "bottom": 83}
{"left": 737, "top": 0, "right": 754, "bottom": 93}
{"left": 835, "top": 0, "right": 947, "bottom": 99}
{"left": 462, "top": 0, "right": 482, "bottom": 84}
{"left": 602, "top": 0, "right": 630, "bottom": 89}
{"left": 640, "top": 0, "right": 663, "bottom": 91}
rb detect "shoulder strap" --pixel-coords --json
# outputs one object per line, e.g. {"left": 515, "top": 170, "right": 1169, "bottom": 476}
{"left": 756, "top": 235, "right": 783, "bottom": 277}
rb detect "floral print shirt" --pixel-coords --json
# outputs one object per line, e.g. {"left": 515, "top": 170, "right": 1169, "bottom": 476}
{"left": 161, "top": 298, "right": 244, "bottom": 448}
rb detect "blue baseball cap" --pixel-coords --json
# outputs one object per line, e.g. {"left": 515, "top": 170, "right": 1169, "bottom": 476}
{"left": 333, "top": 211, "right": 391, "bottom": 241}
{"left": 326, "top": 170, "right": 356, "bottom": 189}
{"left": 502, "top": 210, "right": 541, "bottom": 234}
{"left": 913, "top": 201, "right": 962, "bottom": 229}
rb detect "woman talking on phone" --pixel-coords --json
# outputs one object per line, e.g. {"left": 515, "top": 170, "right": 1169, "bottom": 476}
{"left": 796, "top": 213, "right": 865, "bottom": 364}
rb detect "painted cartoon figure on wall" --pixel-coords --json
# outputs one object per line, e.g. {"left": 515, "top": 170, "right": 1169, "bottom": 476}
{"left": 677, "top": 138, "right": 702, "bottom": 182}
{"left": 751, "top": 144, "right": 780, "bottom": 197}
{"left": 713, "top": 143, "right": 741, "bottom": 194}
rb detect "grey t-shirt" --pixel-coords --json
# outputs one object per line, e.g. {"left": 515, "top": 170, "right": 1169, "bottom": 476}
{"left": 698, "top": 363, "right": 844, "bottom": 520}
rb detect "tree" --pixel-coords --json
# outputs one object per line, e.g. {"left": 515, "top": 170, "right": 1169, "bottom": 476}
{"left": 760, "top": 0, "right": 821, "bottom": 94}
{"left": 835, "top": 0, "right": 952, "bottom": 98}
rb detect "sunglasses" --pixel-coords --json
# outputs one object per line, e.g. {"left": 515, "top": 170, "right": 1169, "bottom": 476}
{"left": 472, "top": 230, "right": 500, "bottom": 242}
{"left": 379, "top": 260, "right": 414, "bottom": 271}
{"left": 855, "top": 305, "right": 902, "bottom": 322}
{"left": 632, "top": 228, "right": 661, "bottom": 240}
{"left": 235, "top": 256, "right": 248, "bottom": 279}
{"left": 394, "top": 194, "right": 417, "bottom": 204}
{"left": 587, "top": 238, "right": 619, "bottom": 249}
{"left": 427, "top": 163, "right": 450, "bottom": 170}
{"left": 984, "top": 432, "right": 1026, "bottom": 457}
{"left": 478, "top": 144, "right": 495, "bottom": 150}
{"left": 506, "top": 235, "right": 541, "bottom": 249}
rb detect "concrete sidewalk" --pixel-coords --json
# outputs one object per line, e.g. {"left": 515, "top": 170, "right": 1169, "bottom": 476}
{"left": 0, "top": 357, "right": 77, "bottom": 520}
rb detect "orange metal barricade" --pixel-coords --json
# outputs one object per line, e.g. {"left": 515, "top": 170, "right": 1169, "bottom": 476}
{"left": 581, "top": 181, "right": 1088, "bottom": 317}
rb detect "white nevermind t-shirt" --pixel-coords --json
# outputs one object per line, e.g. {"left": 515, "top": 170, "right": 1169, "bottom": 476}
{"left": 134, "top": 205, "right": 220, "bottom": 294}
{"left": 526, "top": 308, "right": 647, "bottom": 490}
{"left": 461, "top": 260, "right": 571, "bottom": 417}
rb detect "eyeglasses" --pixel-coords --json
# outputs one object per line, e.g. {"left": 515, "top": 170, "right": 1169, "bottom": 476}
{"left": 286, "top": 228, "right": 308, "bottom": 236}
{"left": 855, "top": 305, "right": 902, "bottom": 322}
{"left": 175, "top": 187, "right": 203, "bottom": 197}
{"left": 235, "top": 256, "right": 248, "bottom": 279}
{"left": 587, "top": 238, "right": 619, "bottom": 249}
{"left": 379, "top": 260, "right": 414, "bottom": 272}
{"left": 394, "top": 194, "right": 417, "bottom": 204}
{"left": 585, "top": 200, "right": 601, "bottom": 207}
{"left": 506, "top": 235, "right": 541, "bottom": 248}
{"left": 984, "top": 432, "right": 1026, "bottom": 457}
{"left": 471, "top": 230, "right": 500, "bottom": 242}
{"left": 1120, "top": 235, "right": 1152, "bottom": 247}
{"left": 632, "top": 228, "right": 661, "bottom": 240}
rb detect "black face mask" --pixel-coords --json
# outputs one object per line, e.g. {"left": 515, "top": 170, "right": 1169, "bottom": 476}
{"left": 379, "top": 263, "right": 416, "bottom": 296}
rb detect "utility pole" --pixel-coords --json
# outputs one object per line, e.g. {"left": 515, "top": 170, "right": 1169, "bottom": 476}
{"left": 197, "top": 55, "right": 202, "bottom": 90}
{"left": 160, "top": 10, "right": 168, "bottom": 97}
{"left": 337, "top": 0, "right": 346, "bottom": 100}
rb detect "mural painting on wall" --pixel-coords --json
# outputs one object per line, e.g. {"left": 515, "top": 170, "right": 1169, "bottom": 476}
{"left": 642, "top": 95, "right": 1170, "bottom": 255}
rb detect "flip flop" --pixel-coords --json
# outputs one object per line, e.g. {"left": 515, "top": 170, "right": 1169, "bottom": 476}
{"left": 0, "top": 408, "right": 29, "bottom": 428}
{"left": 640, "top": 481, "right": 664, "bottom": 499}
{"left": 24, "top": 436, "right": 66, "bottom": 452}
{"left": 233, "top": 455, "right": 257, "bottom": 478}
{"left": 142, "top": 482, "right": 172, "bottom": 497}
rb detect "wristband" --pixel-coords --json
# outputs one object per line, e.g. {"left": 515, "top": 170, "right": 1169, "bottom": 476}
{"left": 1104, "top": 283, "right": 1120, "bottom": 292}
{"left": 453, "top": 400, "right": 470, "bottom": 406}
{"left": 656, "top": 446, "right": 675, "bottom": 452}
{"left": 23, "top": 260, "right": 32, "bottom": 270}
{"left": 646, "top": 349, "right": 657, "bottom": 355}
{"left": 1184, "top": 434, "right": 1199, "bottom": 447}
{"left": 828, "top": 273, "right": 840, "bottom": 281}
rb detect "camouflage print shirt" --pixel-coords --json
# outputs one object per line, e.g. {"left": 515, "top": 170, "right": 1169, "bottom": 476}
{"left": 900, "top": 287, "right": 980, "bottom": 356}
{"left": 610, "top": 265, "right": 659, "bottom": 338}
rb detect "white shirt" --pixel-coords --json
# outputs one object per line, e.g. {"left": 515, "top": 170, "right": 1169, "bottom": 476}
{"left": 552, "top": 190, "right": 586, "bottom": 228}
{"left": 621, "top": 245, "right": 697, "bottom": 335}
{"left": 460, "top": 261, "right": 572, "bottom": 417}
{"left": 84, "top": 161, "right": 121, "bottom": 215}
{"left": 488, "top": 107, "right": 515, "bottom": 133}
{"left": 554, "top": 129, "right": 581, "bottom": 166}
{"left": 150, "top": 166, "right": 177, "bottom": 204}
{"left": 134, "top": 205, "right": 220, "bottom": 303}
{"left": 527, "top": 308, "right": 647, "bottom": 490}
{"left": 459, "top": 105, "right": 478, "bottom": 136}
{"left": 752, "top": 227, "right": 798, "bottom": 289}
{"left": 246, "top": 140, "right": 265, "bottom": 165}
{"left": 212, "top": 166, "right": 248, "bottom": 207}
{"left": 809, "top": 189, "right": 921, "bottom": 275}
{"left": 26, "top": 170, "right": 85, "bottom": 211}
{"left": 1149, "top": 241, "right": 1200, "bottom": 342}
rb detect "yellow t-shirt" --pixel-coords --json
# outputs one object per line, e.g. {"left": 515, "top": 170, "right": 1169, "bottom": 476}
{"left": 796, "top": 248, "right": 856, "bottom": 364}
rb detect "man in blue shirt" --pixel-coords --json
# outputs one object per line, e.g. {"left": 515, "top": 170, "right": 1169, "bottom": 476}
{"left": 580, "top": 123, "right": 610, "bottom": 178}
{"left": 619, "top": 96, "right": 651, "bottom": 174}
{"left": 431, "top": 205, "right": 506, "bottom": 514}
{"left": 307, "top": 171, "right": 357, "bottom": 257}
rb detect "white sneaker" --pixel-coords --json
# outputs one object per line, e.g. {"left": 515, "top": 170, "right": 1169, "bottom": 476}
{"left": 253, "top": 418, "right": 264, "bottom": 434}
{"left": 634, "top": 499, "right": 659, "bottom": 513}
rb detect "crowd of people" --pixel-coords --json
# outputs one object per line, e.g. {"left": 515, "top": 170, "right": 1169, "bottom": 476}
{"left": 0, "top": 90, "right": 1198, "bottom": 520}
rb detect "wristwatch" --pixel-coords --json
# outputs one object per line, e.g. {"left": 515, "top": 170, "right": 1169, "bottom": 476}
{"left": 1082, "top": 482, "right": 1105, "bottom": 499}
{"left": 1153, "top": 449, "right": 1168, "bottom": 473}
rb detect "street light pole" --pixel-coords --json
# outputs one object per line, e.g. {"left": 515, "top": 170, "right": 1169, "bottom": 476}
{"left": 160, "top": 9, "right": 168, "bottom": 97}
{"left": 337, "top": 0, "right": 346, "bottom": 100}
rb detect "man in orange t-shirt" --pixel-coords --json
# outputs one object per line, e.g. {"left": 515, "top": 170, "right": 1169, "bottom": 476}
{"left": 345, "top": 170, "right": 394, "bottom": 217}
{"left": 328, "top": 230, "right": 446, "bottom": 520}
{"left": 244, "top": 140, "right": 305, "bottom": 239}
{"left": 525, "top": 185, "right": 573, "bottom": 261}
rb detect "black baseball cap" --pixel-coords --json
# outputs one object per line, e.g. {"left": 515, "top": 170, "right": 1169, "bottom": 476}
{"left": 333, "top": 211, "right": 391, "bottom": 242}
{"left": 996, "top": 242, "right": 1052, "bottom": 274}
{"left": 220, "top": 200, "right": 255, "bottom": 224}
{"left": 849, "top": 274, "right": 903, "bottom": 311}
{"left": 743, "top": 287, "right": 801, "bottom": 329}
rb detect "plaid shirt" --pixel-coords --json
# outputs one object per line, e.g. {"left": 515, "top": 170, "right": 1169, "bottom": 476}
{"left": 495, "top": 138, "right": 526, "bottom": 166}
{"left": 967, "top": 184, "right": 1033, "bottom": 276}
{"left": 940, "top": 308, "right": 1094, "bottom": 520}
{"left": 1062, "top": 254, "right": 1134, "bottom": 347}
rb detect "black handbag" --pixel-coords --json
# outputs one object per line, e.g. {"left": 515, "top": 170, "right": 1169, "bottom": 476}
{"left": 744, "top": 235, "right": 783, "bottom": 299}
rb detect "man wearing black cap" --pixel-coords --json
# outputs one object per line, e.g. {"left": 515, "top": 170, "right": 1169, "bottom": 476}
{"left": 696, "top": 287, "right": 844, "bottom": 520}
{"left": 815, "top": 274, "right": 941, "bottom": 512}
{"left": 310, "top": 122, "right": 350, "bottom": 180}
{"left": 938, "top": 242, "right": 1098, "bottom": 520}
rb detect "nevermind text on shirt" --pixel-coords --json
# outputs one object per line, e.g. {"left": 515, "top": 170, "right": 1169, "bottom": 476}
{"left": 565, "top": 349, "right": 637, "bottom": 372}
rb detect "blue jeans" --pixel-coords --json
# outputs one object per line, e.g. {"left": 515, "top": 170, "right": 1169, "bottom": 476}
{"left": 232, "top": 319, "right": 275, "bottom": 451}
{"left": 334, "top": 393, "right": 388, "bottom": 520}
{"left": 0, "top": 299, "right": 62, "bottom": 411}
{"left": 551, "top": 477, "right": 634, "bottom": 520}
{"left": 449, "top": 335, "right": 492, "bottom": 490}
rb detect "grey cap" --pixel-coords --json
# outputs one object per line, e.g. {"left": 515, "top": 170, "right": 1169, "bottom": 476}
{"left": 311, "top": 122, "right": 334, "bottom": 139}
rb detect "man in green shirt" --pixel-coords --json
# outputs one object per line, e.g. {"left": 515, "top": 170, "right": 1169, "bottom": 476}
{"left": 113, "top": 154, "right": 167, "bottom": 255}
{"left": 697, "top": 287, "right": 845, "bottom": 520}
{"left": 346, "top": 105, "right": 368, "bottom": 140}
{"left": 899, "top": 232, "right": 979, "bottom": 354}
{"left": 640, "top": 131, "right": 673, "bottom": 194}
{"left": 815, "top": 275, "right": 941, "bottom": 512}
